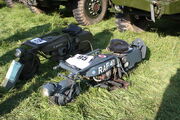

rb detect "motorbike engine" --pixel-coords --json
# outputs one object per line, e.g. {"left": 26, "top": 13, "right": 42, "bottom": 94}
{"left": 93, "top": 69, "right": 112, "bottom": 82}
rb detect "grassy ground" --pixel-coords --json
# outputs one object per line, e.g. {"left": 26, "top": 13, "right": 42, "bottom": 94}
{"left": 0, "top": 2, "right": 180, "bottom": 120}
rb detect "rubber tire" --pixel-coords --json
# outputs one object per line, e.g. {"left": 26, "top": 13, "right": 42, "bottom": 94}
{"left": 19, "top": 55, "right": 40, "bottom": 80}
{"left": 73, "top": 0, "right": 108, "bottom": 26}
{"left": 5, "top": 0, "right": 14, "bottom": 7}
{"left": 5, "top": 0, "right": 28, "bottom": 8}
{"left": 116, "top": 14, "right": 145, "bottom": 32}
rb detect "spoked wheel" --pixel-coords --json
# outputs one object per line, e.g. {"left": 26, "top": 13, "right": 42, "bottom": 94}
{"left": 73, "top": 0, "right": 108, "bottom": 25}
{"left": 116, "top": 14, "right": 150, "bottom": 32}
{"left": 19, "top": 55, "right": 40, "bottom": 80}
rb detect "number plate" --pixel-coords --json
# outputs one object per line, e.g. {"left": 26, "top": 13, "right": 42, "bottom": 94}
{"left": 66, "top": 54, "right": 94, "bottom": 69}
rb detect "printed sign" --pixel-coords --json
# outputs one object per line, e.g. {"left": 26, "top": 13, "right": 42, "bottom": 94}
{"left": 98, "top": 59, "right": 116, "bottom": 74}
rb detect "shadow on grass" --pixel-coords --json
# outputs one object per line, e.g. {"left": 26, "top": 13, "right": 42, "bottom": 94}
{"left": 0, "top": 24, "right": 51, "bottom": 67}
{"left": 0, "top": 61, "right": 58, "bottom": 116}
{"left": 1, "top": 23, "right": 51, "bottom": 43}
{"left": 149, "top": 18, "right": 180, "bottom": 36}
{"left": 93, "top": 28, "right": 115, "bottom": 49}
{"left": 59, "top": 6, "right": 73, "bottom": 18}
{"left": 0, "top": 3, "right": 6, "bottom": 9}
{"left": 145, "top": 47, "right": 151, "bottom": 61}
{"left": 155, "top": 68, "right": 180, "bottom": 120}
{"left": 104, "top": 10, "right": 114, "bottom": 20}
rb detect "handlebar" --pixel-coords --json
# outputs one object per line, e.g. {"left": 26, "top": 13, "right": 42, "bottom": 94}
{"left": 59, "top": 61, "right": 79, "bottom": 74}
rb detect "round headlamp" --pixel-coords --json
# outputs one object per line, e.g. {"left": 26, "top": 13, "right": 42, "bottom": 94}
{"left": 15, "top": 48, "right": 23, "bottom": 58}
{"left": 41, "top": 83, "right": 56, "bottom": 97}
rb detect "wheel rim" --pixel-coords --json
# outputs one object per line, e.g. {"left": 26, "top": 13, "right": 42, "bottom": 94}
{"left": 85, "top": 0, "right": 102, "bottom": 18}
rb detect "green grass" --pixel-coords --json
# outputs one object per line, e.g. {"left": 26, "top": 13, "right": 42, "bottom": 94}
{"left": 0, "top": 2, "right": 180, "bottom": 120}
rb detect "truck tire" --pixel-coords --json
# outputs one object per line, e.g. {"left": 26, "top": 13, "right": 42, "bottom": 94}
{"left": 116, "top": 14, "right": 145, "bottom": 32}
{"left": 5, "top": 0, "right": 28, "bottom": 8}
{"left": 5, "top": 0, "right": 14, "bottom": 7}
{"left": 73, "top": 0, "right": 108, "bottom": 26}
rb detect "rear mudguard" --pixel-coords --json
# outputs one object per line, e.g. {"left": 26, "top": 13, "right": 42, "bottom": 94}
{"left": 1, "top": 60, "right": 24, "bottom": 90}
{"left": 132, "top": 38, "right": 147, "bottom": 59}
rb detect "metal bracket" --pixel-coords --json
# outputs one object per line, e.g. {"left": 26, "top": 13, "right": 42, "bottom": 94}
{"left": 150, "top": 4, "right": 155, "bottom": 22}
{"left": 150, "top": 1, "right": 157, "bottom": 22}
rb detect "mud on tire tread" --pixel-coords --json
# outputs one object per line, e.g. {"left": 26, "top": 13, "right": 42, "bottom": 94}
{"left": 73, "top": 0, "right": 108, "bottom": 26}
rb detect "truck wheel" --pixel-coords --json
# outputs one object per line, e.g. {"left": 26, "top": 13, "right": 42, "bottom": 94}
{"left": 116, "top": 14, "right": 145, "bottom": 32}
{"left": 5, "top": 0, "right": 14, "bottom": 7}
{"left": 73, "top": 0, "right": 108, "bottom": 25}
{"left": 19, "top": 55, "right": 40, "bottom": 80}
{"left": 5, "top": 0, "right": 28, "bottom": 8}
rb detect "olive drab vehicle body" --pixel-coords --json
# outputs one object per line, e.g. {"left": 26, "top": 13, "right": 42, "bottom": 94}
{"left": 112, "top": 0, "right": 180, "bottom": 18}
{"left": 111, "top": 0, "right": 180, "bottom": 32}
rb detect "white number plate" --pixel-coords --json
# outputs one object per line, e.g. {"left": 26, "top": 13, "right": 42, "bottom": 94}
{"left": 66, "top": 54, "right": 94, "bottom": 69}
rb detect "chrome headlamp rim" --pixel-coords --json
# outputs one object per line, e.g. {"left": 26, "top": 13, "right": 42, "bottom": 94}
{"left": 41, "top": 83, "right": 57, "bottom": 97}
{"left": 15, "top": 48, "right": 23, "bottom": 58}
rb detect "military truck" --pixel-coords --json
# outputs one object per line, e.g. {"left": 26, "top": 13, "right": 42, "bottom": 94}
{"left": 111, "top": 0, "right": 180, "bottom": 32}
{"left": 5, "top": 0, "right": 108, "bottom": 26}
{"left": 5, "top": 0, "right": 180, "bottom": 29}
